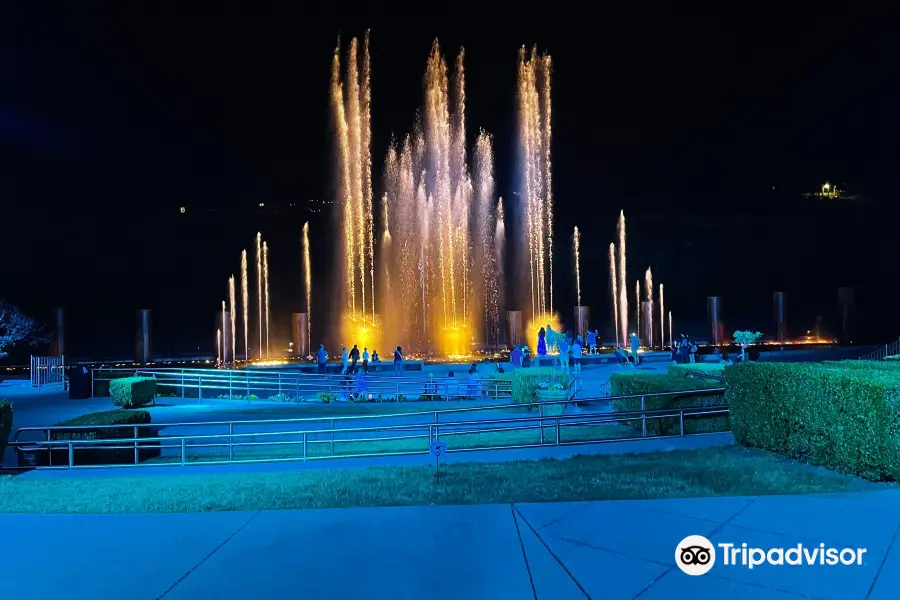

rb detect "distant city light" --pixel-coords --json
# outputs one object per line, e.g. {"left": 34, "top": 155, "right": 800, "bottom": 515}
{"left": 179, "top": 206, "right": 186, "bottom": 214}
{"left": 259, "top": 202, "right": 265, "bottom": 207}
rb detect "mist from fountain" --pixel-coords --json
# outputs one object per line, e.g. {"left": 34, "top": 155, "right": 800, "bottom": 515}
{"left": 303, "top": 222, "right": 312, "bottom": 354}
{"left": 241, "top": 250, "right": 249, "bottom": 361}
{"left": 609, "top": 242, "right": 619, "bottom": 348}
{"left": 645, "top": 267, "right": 653, "bottom": 348}
{"left": 228, "top": 276, "right": 236, "bottom": 363}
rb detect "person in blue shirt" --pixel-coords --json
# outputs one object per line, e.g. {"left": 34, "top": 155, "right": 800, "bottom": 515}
{"left": 316, "top": 344, "right": 328, "bottom": 374}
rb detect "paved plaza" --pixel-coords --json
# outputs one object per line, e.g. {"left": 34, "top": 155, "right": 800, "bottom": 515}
{"left": 4, "top": 490, "right": 899, "bottom": 599}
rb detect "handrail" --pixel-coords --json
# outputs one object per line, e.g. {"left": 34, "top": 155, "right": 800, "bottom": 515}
{"left": 861, "top": 338, "right": 900, "bottom": 361}
{"left": 11, "top": 387, "right": 727, "bottom": 470}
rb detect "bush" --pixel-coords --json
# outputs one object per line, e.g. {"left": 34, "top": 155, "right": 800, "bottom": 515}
{"left": 37, "top": 410, "right": 160, "bottom": 467}
{"left": 725, "top": 362, "right": 900, "bottom": 481}
{"left": 609, "top": 372, "right": 729, "bottom": 436}
{"left": 109, "top": 377, "right": 157, "bottom": 408}
{"left": 0, "top": 399, "right": 11, "bottom": 463}
{"left": 667, "top": 364, "right": 726, "bottom": 377}
{"left": 509, "top": 368, "right": 571, "bottom": 409}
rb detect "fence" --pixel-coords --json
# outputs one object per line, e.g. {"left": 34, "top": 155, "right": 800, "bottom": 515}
{"left": 861, "top": 338, "right": 900, "bottom": 361}
{"left": 30, "top": 355, "right": 65, "bottom": 388}
{"left": 91, "top": 367, "right": 515, "bottom": 402}
{"left": 11, "top": 387, "right": 727, "bottom": 470}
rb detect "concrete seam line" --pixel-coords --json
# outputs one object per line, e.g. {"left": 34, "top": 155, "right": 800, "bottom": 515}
{"left": 867, "top": 519, "right": 900, "bottom": 598}
{"left": 156, "top": 510, "right": 262, "bottom": 599}
{"left": 510, "top": 504, "right": 539, "bottom": 600}
{"left": 512, "top": 504, "right": 592, "bottom": 600}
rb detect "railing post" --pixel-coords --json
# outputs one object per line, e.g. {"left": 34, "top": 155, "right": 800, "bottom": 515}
{"left": 198, "top": 374, "right": 202, "bottom": 402}
{"left": 181, "top": 438, "right": 186, "bottom": 466}
{"left": 330, "top": 419, "right": 335, "bottom": 455}
{"left": 641, "top": 395, "right": 647, "bottom": 438}
{"left": 679, "top": 410, "right": 685, "bottom": 436}
{"left": 229, "top": 422, "right": 234, "bottom": 461}
{"left": 90, "top": 368, "right": 96, "bottom": 398}
{"left": 181, "top": 369, "right": 185, "bottom": 398}
{"left": 539, "top": 403, "right": 545, "bottom": 444}
{"left": 555, "top": 417, "right": 561, "bottom": 445}
{"left": 68, "top": 441, "right": 74, "bottom": 469}
{"left": 278, "top": 372, "right": 283, "bottom": 396}
{"left": 134, "top": 426, "right": 139, "bottom": 464}
{"left": 302, "top": 433, "right": 307, "bottom": 461}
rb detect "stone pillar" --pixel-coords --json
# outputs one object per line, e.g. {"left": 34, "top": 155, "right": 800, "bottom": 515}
{"left": 574, "top": 306, "right": 590, "bottom": 340}
{"left": 506, "top": 310, "right": 523, "bottom": 347}
{"left": 135, "top": 309, "right": 152, "bottom": 364}
{"left": 773, "top": 292, "right": 786, "bottom": 344}
{"left": 707, "top": 297, "right": 722, "bottom": 346}
{"left": 292, "top": 313, "right": 309, "bottom": 358}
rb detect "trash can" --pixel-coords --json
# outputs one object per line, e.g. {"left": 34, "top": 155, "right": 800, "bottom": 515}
{"left": 68, "top": 366, "right": 92, "bottom": 400}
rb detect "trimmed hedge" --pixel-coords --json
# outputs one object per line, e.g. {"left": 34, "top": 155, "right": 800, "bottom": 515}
{"left": 110, "top": 377, "right": 157, "bottom": 408}
{"left": 38, "top": 410, "right": 160, "bottom": 467}
{"left": 0, "top": 399, "right": 11, "bottom": 464}
{"left": 667, "top": 364, "right": 726, "bottom": 377}
{"left": 609, "top": 372, "right": 729, "bottom": 436}
{"left": 508, "top": 368, "right": 571, "bottom": 409}
{"left": 725, "top": 362, "right": 900, "bottom": 481}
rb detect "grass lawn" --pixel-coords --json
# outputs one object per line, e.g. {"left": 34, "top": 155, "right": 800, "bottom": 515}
{"left": 147, "top": 421, "right": 639, "bottom": 464}
{"left": 0, "top": 446, "right": 892, "bottom": 514}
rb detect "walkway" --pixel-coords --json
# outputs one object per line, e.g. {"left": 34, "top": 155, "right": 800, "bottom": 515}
{"left": 3, "top": 490, "right": 899, "bottom": 599}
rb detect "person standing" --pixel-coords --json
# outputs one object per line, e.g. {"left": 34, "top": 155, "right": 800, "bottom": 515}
{"left": 393, "top": 346, "right": 403, "bottom": 376}
{"left": 362, "top": 347, "right": 370, "bottom": 373}
{"left": 630, "top": 333, "right": 641, "bottom": 366}
{"left": 558, "top": 335, "right": 570, "bottom": 373}
{"left": 537, "top": 327, "right": 547, "bottom": 356}
{"left": 349, "top": 344, "right": 360, "bottom": 373}
{"left": 689, "top": 338, "right": 698, "bottom": 364}
{"left": 341, "top": 346, "right": 349, "bottom": 375}
{"left": 316, "top": 344, "right": 328, "bottom": 375}
{"left": 572, "top": 336, "right": 583, "bottom": 373}
{"left": 586, "top": 329, "right": 597, "bottom": 355}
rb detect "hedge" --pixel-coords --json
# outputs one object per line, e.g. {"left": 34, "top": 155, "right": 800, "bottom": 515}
{"left": 110, "top": 377, "right": 157, "bottom": 408}
{"left": 725, "top": 362, "right": 900, "bottom": 481}
{"left": 507, "top": 368, "right": 571, "bottom": 409}
{"left": 667, "top": 364, "right": 726, "bottom": 377}
{"left": 0, "top": 400, "right": 11, "bottom": 464}
{"left": 609, "top": 372, "right": 728, "bottom": 436}
{"left": 35, "top": 410, "right": 160, "bottom": 467}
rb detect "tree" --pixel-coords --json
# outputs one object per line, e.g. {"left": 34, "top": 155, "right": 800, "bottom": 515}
{"left": 0, "top": 301, "right": 41, "bottom": 359}
{"left": 733, "top": 330, "right": 763, "bottom": 361}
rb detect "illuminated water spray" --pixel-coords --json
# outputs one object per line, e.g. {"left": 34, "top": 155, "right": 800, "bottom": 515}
{"left": 518, "top": 46, "right": 554, "bottom": 321}
{"left": 659, "top": 283, "right": 664, "bottom": 350}
{"left": 573, "top": 226, "right": 581, "bottom": 306}
{"left": 331, "top": 33, "right": 377, "bottom": 344}
{"left": 645, "top": 268, "right": 653, "bottom": 348}
{"left": 241, "top": 250, "right": 249, "bottom": 361}
{"left": 263, "top": 241, "right": 270, "bottom": 357}
{"left": 221, "top": 300, "right": 226, "bottom": 361}
{"left": 617, "top": 211, "right": 628, "bottom": 344}
{"left": 608, "top": 243, "right": 618, "bottom": 348}
{"left": 669, "top": 311, "right": 673, "bottom": 348}
{"left": 228, "top": 276, "right": 236, "bottom": 364}
{"left": 256, "top": 233, "right": 262, "bottom": 359}
{"left": 216, "top": 328, "right": 221, "bottom": 365}
{"left": 303, "top": 222, "right": 312, "bottom": 353}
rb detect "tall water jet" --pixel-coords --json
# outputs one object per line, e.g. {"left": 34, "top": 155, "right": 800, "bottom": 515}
{"left": 221, "top": 301, "right": 226, "bottom": 363}
{"left": 228, "top": 276, "right": 236, "bottom": 364}
{"left": 573, "top": 226, "right": 581, "bottom": 307}
{"left": 608, "top": 243, "right": 619, "bottom": 348}
{"left": 303, "top": 222, "right": 312, "bottom": 353}
{"left": 659, "top": 283, "right": 664, "bottom": 351}
{"left": 263, "top": 241, "right": 270, "bottom": 357}
{"left": 645, "top": 268, "right": 653, "bottom": 348}
{"left": 241, "top": 250, "right": 249, "bottom": 361}
{"left": 517, "top": 45, "right": 554, "bottom": 323}
{"left": 331, "top": 33, "right": 377, "bottom": 348}
{"left": 492, "top": 198, "right": 505, "bottom": 346}
{"left": 256, "top": 232, "right": 262, "bottom": 359}
{"left": 617, "top": 211, "right": 628, "bottom": 344}
{"left": 216, "top": 328, "right": 221, "bottom": 365}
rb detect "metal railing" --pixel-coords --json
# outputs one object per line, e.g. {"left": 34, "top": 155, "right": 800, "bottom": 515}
{"left": 91, "top": 366, "right": 515, "bottom": 402}
{"left": 11, "top": 387, "right": 727, "bottom": 470}
{"left": 30, "top": 355, "right": 65, "bottom": 388}
{"left": 861, "top": 338, "right": 900, "bottom": 361}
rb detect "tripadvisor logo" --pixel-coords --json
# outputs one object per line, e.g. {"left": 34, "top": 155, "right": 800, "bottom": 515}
{"left": 675, "top": 535, "right": 868, "bottom": 575}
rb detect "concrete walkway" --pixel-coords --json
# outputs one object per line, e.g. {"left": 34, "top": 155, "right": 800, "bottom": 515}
{"left": 4, "top": 490, "right": 899, "bottom": 599}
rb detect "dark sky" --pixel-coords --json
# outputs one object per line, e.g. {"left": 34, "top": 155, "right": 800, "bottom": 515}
{"left": 0, "top": 9, "right": 896, "bottom": 358}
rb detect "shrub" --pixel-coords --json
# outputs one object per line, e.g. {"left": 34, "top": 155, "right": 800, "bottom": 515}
{"left": 0, "top": 399, "right": 12, "bottom": 463}
{"left": 726, "top": 362, "right": 900, "bottom": 481}
{"left": 109, "top": 376, "right": 157, "bottom": 408}
{"left": 510, "top": 368, "right": 571, "bottom": 409}
{"left": 38, "top": 410, "right": 160, "bottom": 467}
{"left": 609, "top": 372, "right": 728, "bottom": 436}
{"left": 667, "top": 364, "right": 726, "bottom": 377}
{"left": 217, "top": 394, "right": 259, "bottom": 401}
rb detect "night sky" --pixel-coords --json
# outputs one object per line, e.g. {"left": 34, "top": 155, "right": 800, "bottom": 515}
{"left": 1, "top": 10, "right": 896, "bottom": 359}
